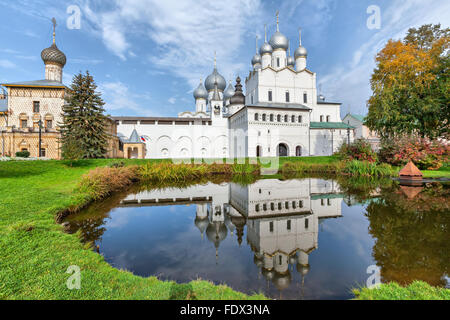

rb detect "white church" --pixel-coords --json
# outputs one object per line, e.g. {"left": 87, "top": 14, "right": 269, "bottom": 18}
{"left": 114, "top": 16, "right": 354, "bottom": 159}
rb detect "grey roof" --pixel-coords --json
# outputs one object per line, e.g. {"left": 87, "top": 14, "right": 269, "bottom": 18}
{"left": 247, "top": 102, "right": 311, "bottom": 111}
{"left": 2, "top": 80, "right": 67, "bottom": 88}
{"left": 317, "top": 101, "right": 342, "bottom": 105}
{"left": 128, "top": 129, "right": 142, "bottom": 143}
{"left": 223, "top": 82, "right": 235, "bottom": 100}
{"left": 112, "top": 116, "right": 210, "bottom": 122}
{"left": 252, "top": 53, "right": 262, "bottom": 66}
{"left": 260, "top": 42, "right": 273, "bottom": 55}
{"left": 0, "top": 98, "right": 7, "bottom": 112}
{"left": 287, "top": 55, "right": 295, "bottom": 66}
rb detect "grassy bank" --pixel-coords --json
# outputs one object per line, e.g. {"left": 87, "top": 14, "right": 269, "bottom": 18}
{"left": 0, "top": 160, "right": 266, "bottom": 300}
{"left": 353, "top": 281, "right": 450, "bottom": 300}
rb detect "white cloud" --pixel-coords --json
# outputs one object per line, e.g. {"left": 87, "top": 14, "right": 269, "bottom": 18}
{"left": 99, "top": 81, "right": 155, "bottom": 116}
{"left": 82, "top": 0, "right": 263, "bottom": 88}
{"left": 320, "top": 0, "right": 450, "bottom": 117}
{"left": 0, "top": 60, "right": 16, "bottom": 69}
{"left": 168, "top": 97, "right": 176, "bottom": 105}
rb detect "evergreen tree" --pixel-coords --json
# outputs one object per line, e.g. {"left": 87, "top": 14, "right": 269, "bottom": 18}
{"left": 60, "top": 71, "right": 108, "bottom": 159}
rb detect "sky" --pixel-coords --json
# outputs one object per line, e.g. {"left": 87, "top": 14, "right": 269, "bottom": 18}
{"left": 0, "top": 0, "right": 449, "bottom": 118}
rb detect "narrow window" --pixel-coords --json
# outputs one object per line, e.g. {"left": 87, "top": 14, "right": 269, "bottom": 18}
{"left": 278, "top": 203, "right": 282, "bottom": 210}
{"left": 263, "top": 204, "right": 267, "bottom": 211}
{"left": 277, "top": 115, "right": 281, "bottom": 122}
{"left": 303, "top": 93, "right": 308, "bottom": 104}
{"left": 292, "top": 115, "right": 296, "bottom": 123}
{"left": 328, "top": 199, "right": 331, "bottom": 206}
{"left": 287, "top": 220, "right": 291, "bottom": 231}
{"left": 270, "top": 222, "right": 274, "bottom": 233}
{"left": 21, "top": 120, "right": 27, "bottom": 128}
{"left": 285, "top": 202, "right": 289, "bottom": 209}
{"left": 292, "top": 201, "right": 297, "bottom": 209}
{"left": 284, "top": 115, "right": 288, "bottom": 122}
{"left": 255, "top": 113, "right": 259, "bottom": 121}
{"left": 33, "top": 101, "right": 40, "bottom": 113}
{"left": 279, "top": 256, "right": 282, "bottom": 265}
{"left": 268, "top": 90, "right": 273, "bottom": 102}
{"left": 262, "top": 114, "right": 267, "bottom": 121}
{"left": 326, "top": 116, "right": 331, "bottom": 122}
{"left": 299, "top": 200, "right": 304, "bottom": 208}
{"left": 305, "top": 219, "right": 309, "bottom": 229}
{"left": 270, "top": 114, "right": 274, "bottom": 122}
{"left": 320, "top": 115, "right": 324, "bottom": 122}
{"left": 277, "top": 58, "right": 280, "bottom": 67}
{"left": 271, "top": 203, "right": 275, "bottom": 211}
{"left": 255, "top": 204, "right": 260, "bottom": 212}
{"left": 46, "top": 120, "right": 53, "bottom": 129}
{"left": 298, "top": 116, "right": 303, "bottom": 123}
{"left": 321, "top": 199, "right": 325, "bottom": 206}
{"left": 251, "top": 95, "right": 254, "bottom": 104}
{"left": 40, "top": 148, "right": 46, "bottom": 157}
{"left": 286, "top": 91, "right": 290, "bottom": 103}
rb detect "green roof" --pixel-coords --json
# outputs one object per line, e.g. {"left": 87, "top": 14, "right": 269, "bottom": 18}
{"left": 310, "top": 122, "right": 355, "bottom": 129}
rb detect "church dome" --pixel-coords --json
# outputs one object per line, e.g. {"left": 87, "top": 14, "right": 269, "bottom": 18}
{"left": 252, "top": 53, "right": 262, "bottom": 66}
{"left": 229, "top": 77, "right": 245, "bottom": 106}
{"left": 294, "top": 46, "right": 308, "bottom": 59}
{"left": 205, "top": 68, "right": 226, "bottom": 92}
{"left": 273, "top": 272, "right": 292, "bottom": 291}
{"left": 269, "top": 32, "right": 289, "bottom": 51}
{"left": 195, "top": 217, "right": 209, "bottom": 234}
{"left": 41, "top": 43, "right": 66, "bottom": 67}
{"left": 260, "top": 42, "right": 273, "bottom": 55}
{"left": 223, "top": 82, "right": 235, "bottom": 100}
{"left": 193, "top": 81, "right": 208, "bottom": 100}
{"left": 206, "top": 222, "right": 228, "bottom": 245}
{"left": 287, "top": 55, "right": 295, "bottom": 67}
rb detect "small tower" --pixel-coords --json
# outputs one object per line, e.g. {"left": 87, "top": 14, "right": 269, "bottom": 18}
{"left": 260, "top": 25, "right": 273, "bottom": 69}
{"left": 295, "top": 28, "right": 308, "bottom": 71}
{"left": 228, "top": 77, "right": 246, "bottom": 115}
{"left": 287, "top": 41, "right": 295, "bottom": 68}
{"left": 210, "top": 80, "right": 224, "bottom": 118}
{"left": 41, "top": 18, "right": 66, "bottom": 83}
{"left": 193, "top": 79, "right": 208, "bottom": 113}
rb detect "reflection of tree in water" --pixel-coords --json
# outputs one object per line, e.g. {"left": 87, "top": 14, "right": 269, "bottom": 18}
{"left": 64, "top": 217, "right": 108, "bottom": 244}
{"left": 366, "top": 183, "right": 449, "bottom": 287}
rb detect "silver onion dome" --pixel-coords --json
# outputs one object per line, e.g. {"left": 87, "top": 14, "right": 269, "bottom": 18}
{"left": 294, "top": 46, "right": 308, "bottom": 59}
{"left": 205, "top": 67, "right": 226, "bottom": 92}
{"left": 260, "top": 42, "right": 273, "bottom": 55}
{"left": 193, "top": 80, "right": 208, "bottom": 100}
{"left": 41, "top": 43, "right": 67, "bottom": 67}
{"left": 269, "top": 31, "right": 289, "bottom": 50}
{"left": 252, "top": 53, "right": 262, "bottom": 66}
{"left": 287, "top": 55, "right": 295, "bottom": 67}
{"left": 223, "top": 82, "right": 235, "bottom": 100}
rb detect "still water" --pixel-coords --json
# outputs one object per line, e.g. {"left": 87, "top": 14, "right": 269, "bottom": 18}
{"left": 64, "top": 178, "right": 449, "bottom": 300}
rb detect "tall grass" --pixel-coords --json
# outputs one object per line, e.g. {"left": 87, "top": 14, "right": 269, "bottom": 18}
{"left": 342, "top": 160, "right": 394, "bottom": 178}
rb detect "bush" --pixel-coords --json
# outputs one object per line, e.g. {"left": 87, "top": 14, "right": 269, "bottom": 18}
{"left": 337, "top": 139, "right": 378, "bottom": 163}
{"left": 379, "top": 134, "right": 449, "bottom": 170}
{"left": 15, "top": 151, "right": 30, "bottom": 158}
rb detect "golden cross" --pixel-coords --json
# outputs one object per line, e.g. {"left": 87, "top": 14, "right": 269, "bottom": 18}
{"left": 52, "top": 18, "right": 57, "bottom": 43}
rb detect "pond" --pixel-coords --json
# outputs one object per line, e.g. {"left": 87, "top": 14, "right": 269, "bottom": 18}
{"left": 64, "top": 178, "right": 449, "bottom": 300}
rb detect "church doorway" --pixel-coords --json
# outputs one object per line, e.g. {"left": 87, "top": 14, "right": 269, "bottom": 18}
{"left": 296, "top": 146, "right": 302, "bottom": 157}
{"left": 256, "top": 146, "right": 262, "bottom": 158}
{"left": 277, "top": 143, "right": 289, "bottom": 157}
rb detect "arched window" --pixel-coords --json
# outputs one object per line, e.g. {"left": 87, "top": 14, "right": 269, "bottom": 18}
{"left": 292, "top": 115, "right": 296, "bottom": 123}
{"left": 298, "top": 116, "right": 303, "bottom": 123}
{"left": 255, "top": 113, "right": 259, "bottom": 121}
{"left": 268, "top": 90, "right": 273, "bottom": 102}
{"left": 303, "top": 93, "right": 308, "bottom": 104}
{"left": 296, "top": 146, "right": 302, "bottom": 157}
{"left": 270, "top": 114, "right": 274, "bottom": 122}
{"left": 262, "top": 114, "right": 267, "bottom": 121}
{"left": 277, "top": 115, "right": 281, "bottom": 122}
{"left": 326, "top": 115, "right": 331, "bottom": 122}
{"left": 284, "top": 115, "right": 288, "bottom": 122}
{"left": 285, "top": 91, "right": 290, "bottom": 103}
{"left": 320, "top": 115, "right": 324, "bottom": 122}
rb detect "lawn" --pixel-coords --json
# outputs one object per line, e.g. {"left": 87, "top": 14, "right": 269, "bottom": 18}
{"left": 0, "top": 159, "right": 266, "bottom": 300}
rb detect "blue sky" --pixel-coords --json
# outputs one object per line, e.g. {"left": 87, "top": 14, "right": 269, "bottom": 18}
{"left": 0, "top": 0, "right": 449, "bottom": 118}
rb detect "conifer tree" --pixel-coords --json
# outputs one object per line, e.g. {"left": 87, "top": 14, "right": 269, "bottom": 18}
{"left": 60, "top": 71, "right": 108, "bottom": 159}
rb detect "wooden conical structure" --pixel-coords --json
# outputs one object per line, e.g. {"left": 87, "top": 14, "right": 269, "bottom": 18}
{"left": 399, "top": 161, "right": 423, "bottom": 180}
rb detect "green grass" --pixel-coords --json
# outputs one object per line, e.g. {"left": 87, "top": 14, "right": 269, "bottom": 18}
{"left": 422, "top": 164, "right": 450, "bottom": 179}
{"left": 0, "top": 160, "right": 266, "bottom": 300}
{"left": 353, "top": 281, "right": 450, "bottom": 300}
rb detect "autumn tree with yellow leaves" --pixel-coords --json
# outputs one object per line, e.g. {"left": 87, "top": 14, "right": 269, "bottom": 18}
{"left": 366, "top": 24, "right": 449, "bottom": 139}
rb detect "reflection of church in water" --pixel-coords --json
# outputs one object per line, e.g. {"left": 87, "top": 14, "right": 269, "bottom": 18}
{"left": 120, "top": 179, "right": 343, "bottom": 292}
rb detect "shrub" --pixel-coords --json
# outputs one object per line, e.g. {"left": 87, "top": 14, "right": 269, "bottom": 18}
{"left": 15, "top": 151, "right": 30, "bottom": 158}
{"left": 78, "top": 166, "right": 138, "bottom": 200}
{"left": 337, "top": 139, "right": 378, "bottom": 163}
{"left": 342, "top": 160, "right": 394, "bottom": 177}
{"left": 379, "top": 134, "right": 449, "bottom": 170}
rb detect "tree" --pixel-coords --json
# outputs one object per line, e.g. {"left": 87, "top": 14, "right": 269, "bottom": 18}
{"left": 366, "top": 24, "right": 449, "bottom": 140}
{"left": 60, "top": 71, "right": 108, "bottom": 159}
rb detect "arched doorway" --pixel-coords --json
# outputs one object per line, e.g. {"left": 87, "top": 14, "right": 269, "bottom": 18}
{"left": 296, "top": 146, "right": 302, "bottom": 157}
{"left": 277, "top": 143, "right": 289, "bottom": 157}
{"left": 256, "top": 146, "right": 262, "bottom": 158}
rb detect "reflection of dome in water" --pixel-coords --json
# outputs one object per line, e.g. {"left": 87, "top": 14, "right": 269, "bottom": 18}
{"left": 231, "top": 215, "right": 246, "bottom": 246}
{"left": 224, "top": 214, "right": 236, "bottom": 234}
{"left": 289, "top": 255, "right": 297, "bottom": 265}
{"left": 195, "top": 217, "right": 209, "bottom": 235}
{"left": 206, "top": 222, "right": 228, "bottom": 247}
{"left": 253, "top": 254, "right": 264, "bottom": 268}
{"left": 261, "top": 268, "right": 275, "bottom": 281}
{"left": 296, "top": 263, "right": 310, "bottom": 276}
{"left": 273, "top": 271, "right": 292, "bottom": 291}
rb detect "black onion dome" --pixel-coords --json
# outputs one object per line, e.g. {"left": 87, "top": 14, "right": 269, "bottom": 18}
{"left": 229, "top": 77, "right": 245, "bottom": 105}
{"left": 41, "top": 43, "right": 67, "bottom": 67}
